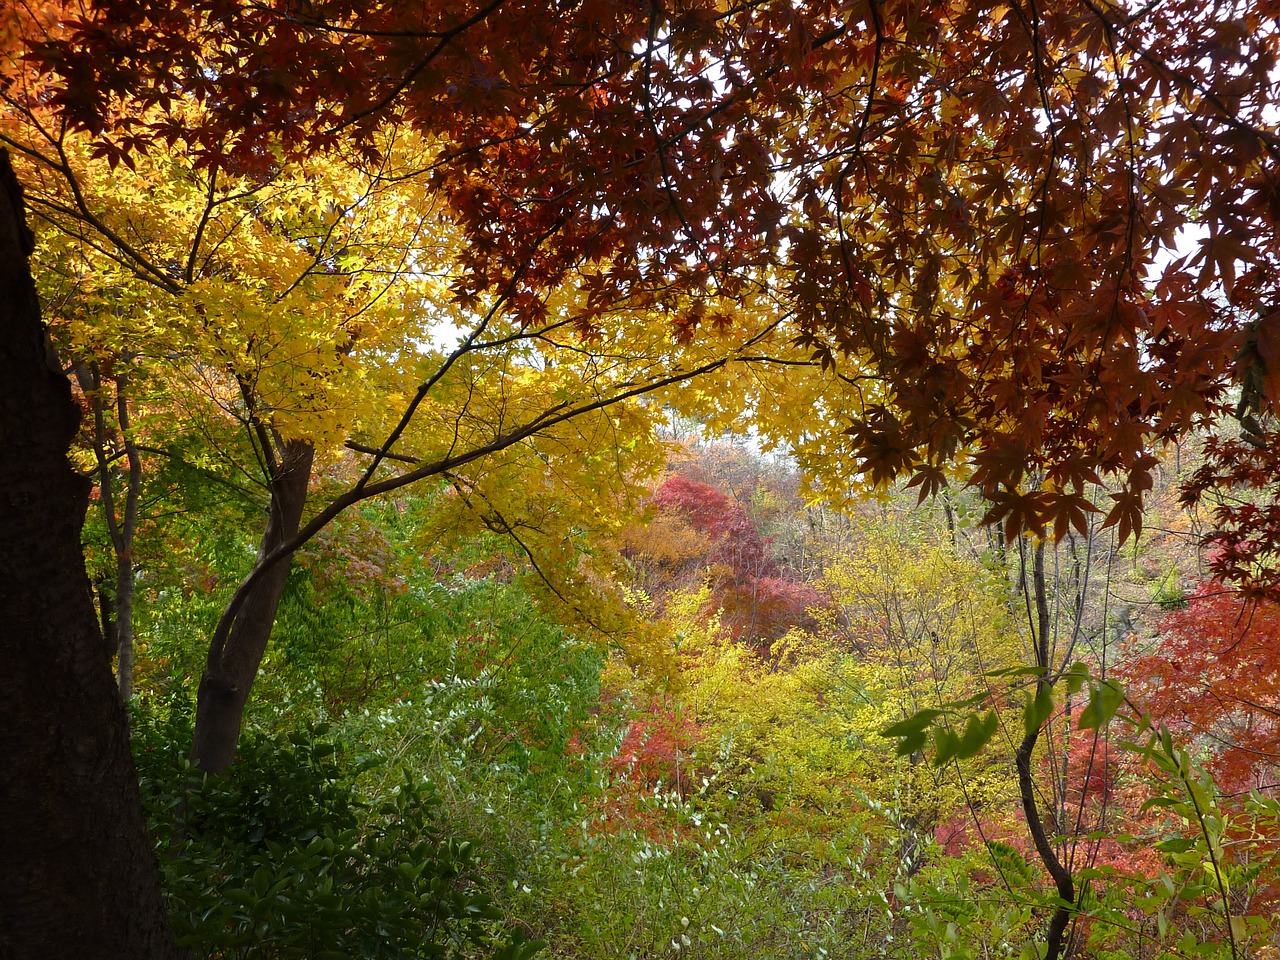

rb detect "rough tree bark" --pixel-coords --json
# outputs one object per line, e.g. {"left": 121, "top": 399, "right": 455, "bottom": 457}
{"left": 0, "top": 149, "right": 178, "bottom": 957}
{"left": 190, "top": 436, "right": 314, "bottom": 773}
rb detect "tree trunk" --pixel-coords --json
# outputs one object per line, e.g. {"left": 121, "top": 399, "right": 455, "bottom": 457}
{"left": 190, "top": 437, "right": 314, "bottom": 773}
{"left": 77, "top": 363, "right": 142, "bottom": 701}
{"left": 96, "top": 574, "right": 119, "bottom": 660}
{"left": 113, "top": 371, "right": 142, "bottom": 701}
{"left": 116, "top": 551, "right": 136, "bottom": 700}
{"left": 0, "top": 150, "right": 178, "bottom": 958}
{"left": 1016, "top": 540, "right": 1077, "bottom": 960}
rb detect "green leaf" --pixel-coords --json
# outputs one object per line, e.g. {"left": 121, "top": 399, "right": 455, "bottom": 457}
{"left": 932, "top": 726, "right": 961, "bottom": 767}
{"left": 953, "top": 710, "right": 998, "bottom": 761}
{"left": 881, "top": 709, "right": 944, "bottom": 739}
{"left": 883, "top": 709, "right": 944, "bottom": 756}
{"left": 893, "top": 731, "right": 928, "bottom": 757}
{"left": 1062, "top": 662, "right": 1091, "bottom": 695}
{"left": 986, "top": 664, "right": 1050, "bottom": 679}
{"left": 1079, "top": 679, "right": 1125, "bottom": 730}
{"left": 252, "top": 866, "right": 271, "bottom": 899}
{"left": 1024, "top": 685, "right": 1054, "bottom": 738}
{"left": 986, "top": 840, "right": 1034, "bottom": 884}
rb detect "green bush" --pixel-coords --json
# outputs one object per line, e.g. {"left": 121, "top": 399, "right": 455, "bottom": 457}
{"left": 132, "top": 699, "right": 543, "bottom": 960}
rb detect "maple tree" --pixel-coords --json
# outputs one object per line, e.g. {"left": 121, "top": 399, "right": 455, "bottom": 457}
{"left": 1, "top": 113, "right": 456, "bottom": 770}
{"left": 9, "top": 0, "right": 1278, "bottom": 761}
{"left": 1125, "top": 584, "right": 1280, "bottom": 795}
{"left": 1, "top": 94, "right": 841, "bottom": 776}
{"left": 15, "top": 0, "right": 1278, "bottom": 549}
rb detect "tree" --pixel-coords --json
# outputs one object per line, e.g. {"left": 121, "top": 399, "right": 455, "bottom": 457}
{"left": 72, "top": 359, "right": 144, "bottom": 699}
{"left": 822, "top": 522, "right": 1022, "bottom": 872}
{"left": 0, "top": 148, "right": 177, "bottom": 958}
{"left": 23, "top": 0, "right": 1277, "bottom": 553}
{"left": 2, "top": 113, "right": 459, "bottom": 770}
{"left": 1125, "top": 584, "right": 1280, "bottom": 795}
{"left": 2, "top": 88, "right": 843, "bottom": 774}
{"left": 14, "top": 0, "right": 1277, "bottom": 765}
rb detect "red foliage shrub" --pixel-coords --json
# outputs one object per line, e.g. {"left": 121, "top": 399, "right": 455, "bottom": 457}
{"left": 647, "top": 475, "right": 822, "bottom": 645}
{"left": 1123, "top": 583, "right": 1280, "bottom": 794}
{"left": 607, "top": 697, "right": 701, "bottom": 795}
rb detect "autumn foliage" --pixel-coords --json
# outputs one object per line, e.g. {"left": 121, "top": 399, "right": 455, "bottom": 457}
{"left": 630, "top": 473, "right": 820, "bottom": 644}
{"left": 1125, "top": 583, "right": 1280, "bottom": 794}
{"left": 8, "top": 0, "right": 1280, "bottom": 956}
{"left": 6, "top": 0, "right": 1279, "bottom": 569}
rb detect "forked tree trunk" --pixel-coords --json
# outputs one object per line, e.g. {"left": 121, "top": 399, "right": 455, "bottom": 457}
{"left": 0, "top": 150, "right": 178, "bottom": 957}
{"left": 190, "top": 437, "right": 314, "bottom": 773}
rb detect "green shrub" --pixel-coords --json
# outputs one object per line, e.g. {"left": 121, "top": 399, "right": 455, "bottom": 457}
{"left": 132, "top": 699, "right": 542, "bottom": 960}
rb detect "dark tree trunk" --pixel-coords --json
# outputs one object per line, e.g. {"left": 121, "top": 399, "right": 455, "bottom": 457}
{"left": 116, "top": 548, "right": 137, "bottom": 701}
{"left": 0, "top": 151, "right": 178, "bottom": 958}
{"left": 190, "top": 437, "right": 314, "bottom": 773}
{"left": 1016, "top": 541, "right": 1077, "bottom": 960}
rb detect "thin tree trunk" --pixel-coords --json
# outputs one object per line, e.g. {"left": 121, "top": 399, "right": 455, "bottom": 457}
{"left": 97, "top": 573, "right": 119, "bottom": 655}
{"left": 114, "top": 371, "right": 142, "bottom": 700}
{"left": 78, "top": 363, "right": 142, "bottom": 700}
{"left": 0, "top": 149, "right": 178, "bottom": 958}
{"left": 190, "top": 437, "right": 314, "bottom": 773}
{"left": 1017, "top": 540, "right": 1076, "bottom": 960}
{"left": 117, "top": 550, "right": 136, "bottom": 700}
